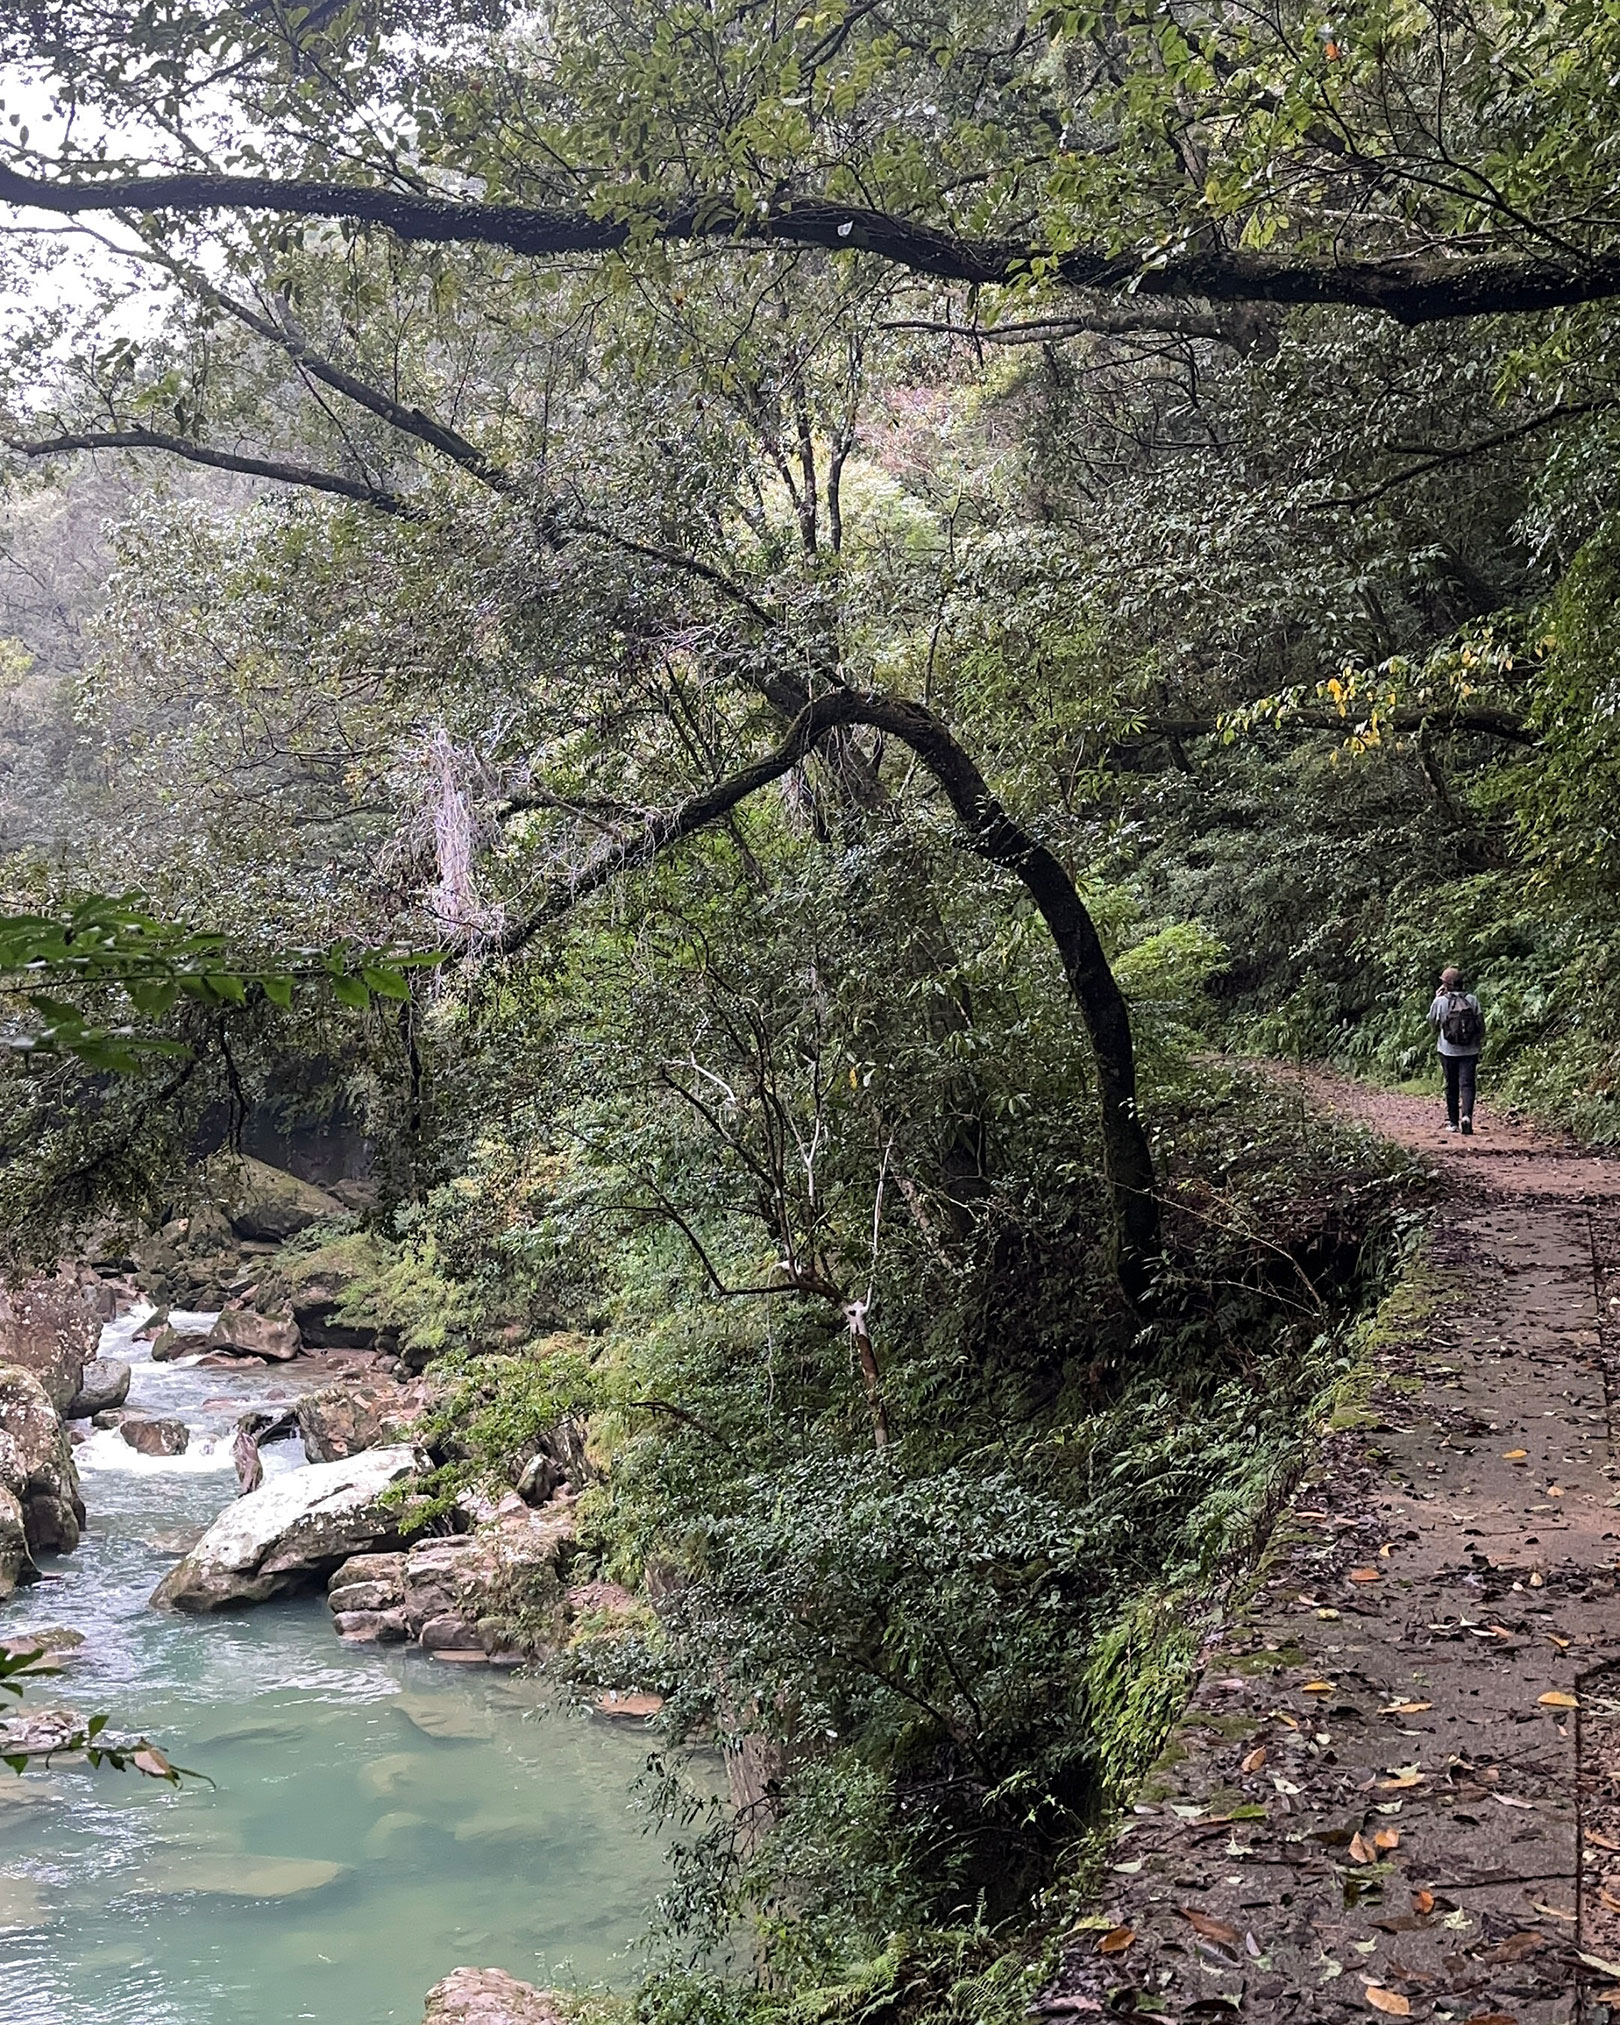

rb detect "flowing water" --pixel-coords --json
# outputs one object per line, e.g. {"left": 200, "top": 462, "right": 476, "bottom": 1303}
{"left": 0, "top": 1311, "right": 670, "bottom": 2024}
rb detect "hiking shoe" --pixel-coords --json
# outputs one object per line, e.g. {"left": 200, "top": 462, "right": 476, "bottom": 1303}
{"left": 1444, "top": 1123, "right": 1457, "bottom": 1133}
{"left": 1461, "top": 1116, "right": 1474, "bottom": 1136}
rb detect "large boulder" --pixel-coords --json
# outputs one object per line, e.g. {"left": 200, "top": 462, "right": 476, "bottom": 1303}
{"left": 150, "top": 1446, "right": 421, "bottom": 1612}
{"left": 0, "top": 1364, "right": 84, "bottom": 1556}
{"left": 120, "top": 1415, "right": 190, "bottom": 1457}
{"left": 421, "top": 1968, "right": 567, "bottom": 2025}
{"left": 297, "top": 1381, "right": 430, "bottom": 1463}
{"left": 207, "top": 1310, "right": 302, "bottom": 1361}
{"left": 207, "top": 1156, "right": 345, "bottom": 1243}
{"left": 0, "top": 1486, "right": 33, "bottom": 1601}
{"left": 0, "top": 1280, "right": 97, "bottom": 1416}
{"left": 253, "top": 1230, "right": 396, "bottom": 1352}
{"left": 67, "top": 1359, "right": 131, "bottom": 1418}
{"left": 151, "top": 1325, "right": 214, "bottom": 1363}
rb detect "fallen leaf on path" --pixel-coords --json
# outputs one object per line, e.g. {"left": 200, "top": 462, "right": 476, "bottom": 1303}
{"left": 1364, "top": 1988, "right": 1411, "bottom": 2016}
{"left": 1503, "top": 1449, "right": 1528, "bottom": 1460}
{"left": 1378, "top": 1770, "right": 1425, "bottom": 1790}
{"left": 1587, "top": 1831, "right": 1620, "bottom": 1854}
{"left": 1412, "top": 1890, "right": 1434, "bottom": 1914}
{"left": 1374, "top": 1829, "right": 1400, "bottom": 1851}
{"left": 1547, "top": 1633, "right": 1571, "bottom": 1651}
{"left": 1097, "top": 1928, "right": 1135, "bottom": 1956}
{"left": 1529, "top": 1572, "right": 1544, "bottom": 1587}
{"left": 1271, "top": 1711, "right": 1300, "bottom": 1730}
{"left": 1381, "top": 1701, "right": 1432, "bottom": 1715}
{"left": 1240, "top": 1745, "right": 1268, "bottom": 1773}
{"left": 1302, "top": 1679, "right": 1336, "bottom": 1693}
{"left": 1537, "top": 1690, "right": 1578, "bottom": 1708}
{"left": 1598, "top": 1885, "right": 1620, "bottom": 1913}
{"left": 1180, "top": 1908, "right": 1241, "bottom": 1947}
{"left": 1349, "top": 1568, "right": 1381, "bottom": 1583}
{"left": 1379, "top": 1543, "right": 1393, "bottom": 1557}
{"left": 1547, "top": 1485, "right": 1565, "bottom": 1497}
{"left": 1531, "top": 1902, "right": 1575, "bottom": 1921}
{"left": 1580, "top": 1950, "right": 1620, "bottom": 1979}
{"left": 1348, "top": 1832, "right": 1374, "bottom": 1863}
{"left": 1493, "top": 1794, "right": 1535, "bottom": 1810}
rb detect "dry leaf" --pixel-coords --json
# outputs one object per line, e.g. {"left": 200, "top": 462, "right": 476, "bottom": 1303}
{"left": 1381, "top": 1701, "right": 1432, "bottom": 1715}
{"left": 1364, "top": 1988, "right": 1411, "bottom": 2016}
{"left": 1348, "top": 1832, "right": 1374, "bottom": 1864}
{"left": 1302, "top": 1680, "right": 1336, "bottom": 1694}
{"left": 1599, "top": 1886, "right": 1620, "bottom": 1914}
{"left": 1181, "top": 1908, "right": 1241, "bottom": 1947}
{"left": 1529, "top": 1572, "right": 1544, "bottom": 1587}
{"left": 1537, "top": 1690, "right": 1578, "bottom": 1709}
{"left": 1503, "top": 1449, "right": 1528, "bottom": 1460}
{"left": 1379, "top": 1543, "right": 1393, "bottom": 1557}
{"left": 132, "top": 1747, "right": 171, "bottom": 1779}
{"left": 1588, "top": 1831, "right": 1620, "bottom": 1854}
{"left": 1097, "top": 1927, "right": 1136, "bottom": 1956}
{"left": 1411, "top": 1889, "right": 1435, "bottom": 1914}
{"left": 1548, "top": 1633, "right": 1571, "bottom": 1652}
{"left": 1378, "top": 1771, "right": 1424, "bottom": 1790}
{"left": 1349, "top": 1568, "right": 1381, "bottom": 1583}
{"left": 1240, "top": 1745, "right": 1268, "bottom": 1774}
{"left": 1272, "top": 1711, "right": 1300, "bottom": 1730}
{"left": 1547, "top": 1485, "right": 1565, "bottom": 1498}
{"left": 1374, "top": 1829, "right": 1400, "bottom": 1851}
{"left": 1493, "top": 1794, "right": 1535, "bottom": 1811}
{"left": 1532, "top": 1902, "right": 1575, "bottom": 1922}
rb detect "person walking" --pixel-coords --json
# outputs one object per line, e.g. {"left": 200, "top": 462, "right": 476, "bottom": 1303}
{"left": 1428, "top": 965, "right": 1485, "bottom": 1135}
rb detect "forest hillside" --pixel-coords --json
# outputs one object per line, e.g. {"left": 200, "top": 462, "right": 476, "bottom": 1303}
{"left": 0, "top": 3, "right": 1617, "bottom": 2020}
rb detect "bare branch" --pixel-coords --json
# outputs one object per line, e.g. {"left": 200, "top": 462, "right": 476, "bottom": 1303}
{"left": 2, "top": 426, "right": 417, "bottom": 515}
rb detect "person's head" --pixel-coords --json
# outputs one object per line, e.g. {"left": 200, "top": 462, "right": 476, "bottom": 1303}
{"left": 1440, "top": 965, "right": 1463, "bottom": 990}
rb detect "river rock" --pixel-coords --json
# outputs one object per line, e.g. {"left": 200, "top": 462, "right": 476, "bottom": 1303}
{"left": 273, "top": 1232, "right": 397, "bottom": 1351}
{"left": 150, "top": 1446, "right": 421, "bottom": 1611}
{"left": 421, "top": 1967, "right": 567, "bottom": 2025}
{"left": 297, "top": 1380, "right": 429, "bottom": 1463}
{"left": 0, "top": 1279, "right": 97, "bottom": 1416}
{"left": 333, "top": 1608, "right": 409, "bottom": 1642}
{"left": 208, "top": 1155, "right": 346, "bottom": 1243}
{"left": 120, "top": 1415, "right": 190, "bottom": 1458}
{"left": 0, "top": 1487, "right": 32, "bottom": 1601}
{"left": 151, "top": 1325, "right": 214, "bottom": 1363}
{"left": 207, "top": 1310, "right": 302, "bottom": 1361}
{"left": 0, "top": 1364, "right": 85, "bottom": 1557}
{"left": 148, "top": 1853, "right": 345, "bottom": 1899}
{"left": 66, "top": 1358, "right": 131, "bottom": 1418}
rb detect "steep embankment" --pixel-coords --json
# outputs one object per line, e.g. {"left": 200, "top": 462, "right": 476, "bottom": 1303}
{"left": 1040, "top": 1075, "right": 1620, "bottom": 2022}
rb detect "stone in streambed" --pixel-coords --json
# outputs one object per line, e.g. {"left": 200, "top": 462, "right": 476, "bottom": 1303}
{"left": 421, "top": 1967, "right": 567, "bottom": 2025}
{"left": 150, "top": 1326, "right": 213, "bottom": 1363}
{"left": 119, "top": 1415, "right": 190, "bottom": 1457}
{"left": 0, "top": 1873, "right": 49, "bottom": 1931}
{"left": 0, "top": 1364, "right": 84, "bottom": 1559}
{"left": 145, "top": 1853, "right": 345, "bottom": 1899}
{"left": 394, "top": 1695, "right": 491, "bottom": 1742}
{"left": 66, "top": 1358, "right": 130, "bottom": 1418}
{"left": 149, "top": 1446, "right": 421, "bottom": 1612}
{"left": 363, "top": 1809, "right": 427, "bottom": 1856}
{"left": 207, "top": 1310, "right": 302, "bottom": 1361}
{"left": 334, "top": 1608, "right": 409, "bottom": 1642}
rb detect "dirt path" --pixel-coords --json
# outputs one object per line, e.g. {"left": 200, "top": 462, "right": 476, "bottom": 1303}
{"left": 1038, "top": 1070, "right": 1620, "bottom": 2025}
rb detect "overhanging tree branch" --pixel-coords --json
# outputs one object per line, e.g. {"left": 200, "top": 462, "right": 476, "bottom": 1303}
{"left": 501, "top": 687, "right": 1158, "bottom": 1288}
{"left": 3, "top": 167, "right": 1619, "bottom": 322}
{"left": 1, "top": 426, "right": 417, "bottom": 515}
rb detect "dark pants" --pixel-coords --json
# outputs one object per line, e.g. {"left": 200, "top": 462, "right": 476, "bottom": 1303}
{"left": 1443, "top": 1054, "right": 1478, "bottom": 1126}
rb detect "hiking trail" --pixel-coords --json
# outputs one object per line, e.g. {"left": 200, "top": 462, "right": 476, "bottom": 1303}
{"left": 1039, "top": 1071, "right": 1620, "bottom": 2024}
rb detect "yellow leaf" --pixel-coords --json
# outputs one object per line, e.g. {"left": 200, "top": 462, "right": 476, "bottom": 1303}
{"left": 1365, "top": 1988, "right": 1411, "bottom": 2016}
{"left": 1503, "top": 1449, "right": 1528, "bottom": 1460}
{"left": 1349, "top": 1568, "right": 1381, "bottom": 1583}
{"left": 1301, "top": 1680, "right": 1335, "bottom": 1694}
{"left": 1097, "top": 1928, "right": 1135, "bottom": 1956}
{"left": 1381, "top": 1701, "right": 1431, "bottom": 1715}
{"left": 1537, "top": 1691, "right": 1578, "bottom": 1709}
{"left": 1373, "top": 1829, "right": 1400, "bottom": 1852}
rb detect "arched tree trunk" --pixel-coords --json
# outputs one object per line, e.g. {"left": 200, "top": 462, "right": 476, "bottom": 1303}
{"left": 502, "top": 688, "right": 1161, "bottom": 1292}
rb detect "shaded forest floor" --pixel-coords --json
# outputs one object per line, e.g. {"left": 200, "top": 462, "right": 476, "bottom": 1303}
{"left": 1038, "top": 1068, "right": 1620, "bottom": 2024}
